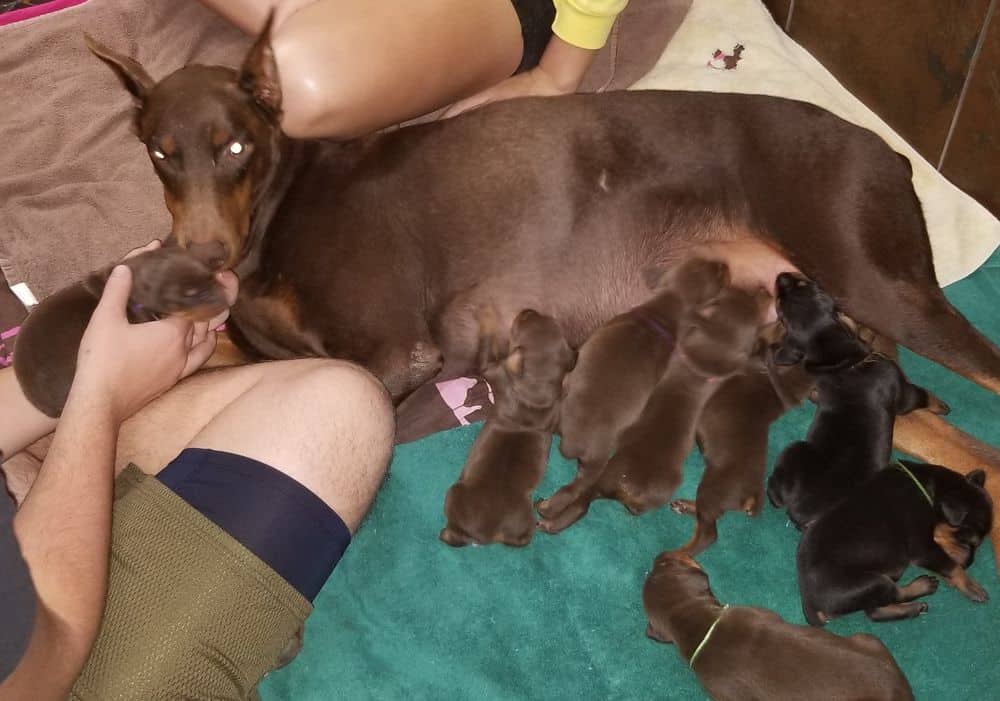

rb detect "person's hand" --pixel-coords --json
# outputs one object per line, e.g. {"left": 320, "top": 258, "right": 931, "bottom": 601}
{"left": 70, "top": 241, "right": 239, "bottom": 422}
{"left": 443, "top": 66, "right": 566, "bottom": 118}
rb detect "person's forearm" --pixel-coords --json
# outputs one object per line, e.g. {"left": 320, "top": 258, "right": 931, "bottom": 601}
{"left": 0, "top": 367, "right": 58, "bottom": 459}
{"left": 7, "top": 382, "right": 119, "bottom": 698}
{"left": 537, "top": 35, "right": 599, "bottom": 94}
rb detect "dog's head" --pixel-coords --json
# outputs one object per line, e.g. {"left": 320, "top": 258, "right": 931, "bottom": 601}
{"left": 677, "top": 286, "right": 771, "bottom": 377}
{"left": 650, "top": 258, "right": 731, "bottom": 308}
{"left": 923, "top": 463, "right": 993, "bottom": 568}
{"left": 643, "top": 551, "right": 712, "bottom": 644}
{"left": 117, "top": 247, "right": 230, "bottom": 321}
{"left": 85, "top": 15, "right": 283, "bottom": 271}
{"left": 484, "top": 310, "right": 576, "bottom": 412}
{"left": 771, "top": 273, "right": 868, "bottom": 373}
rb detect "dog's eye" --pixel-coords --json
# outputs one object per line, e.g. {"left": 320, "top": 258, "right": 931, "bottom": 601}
{"left": 229, "top": 141, "right": 244, "bottom": 155}
{"left": 151, "top": 149, "right": 166, "bottom": 160}
{"left": 225, "top": 140, "right": 252, "bottom": 158}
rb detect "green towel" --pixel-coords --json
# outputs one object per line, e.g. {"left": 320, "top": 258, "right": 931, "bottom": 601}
{"left": 261, "top": 252, "right": 1000, "bottom": 700}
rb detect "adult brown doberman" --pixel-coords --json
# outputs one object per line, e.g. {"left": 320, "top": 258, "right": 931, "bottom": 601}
{"left": 84, "top": 19, "right": 1000, "bottom": 561}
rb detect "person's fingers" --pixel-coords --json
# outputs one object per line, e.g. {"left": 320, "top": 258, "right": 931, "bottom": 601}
{"left": 91, "top": 265, "right": 133, "bottom": 323}
{"left": 123, "top": 238, "right": 162, "bottom": 260}
{"left": 180, "top": 331, "right": 218, "bottom": 378}
{"left": 216, "top": 270, "right": 240, "bottom": 306}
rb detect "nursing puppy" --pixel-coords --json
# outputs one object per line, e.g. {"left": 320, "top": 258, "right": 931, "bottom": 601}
{"left": 14, "top": 247, "right": 229, "bottom": 418}
{"left": 799, "top": 460, "right": 992, "bottom": 624}
{"left": 537, "top": 285, "right": 770, "bottom": 532}
{"left": 671, "top": 349, "right": 815, "bottom": 554}
{"left": 440, "top": 310, "right": 575, "bottom": 547}
{"left": 536, "top": 257, "right": 729, "bottom": 522}
{"left": 643, "top": 551, "right": 914, "bottom": 701}
{"left": 767, "top": 275, "right": 947, "bottom": 529}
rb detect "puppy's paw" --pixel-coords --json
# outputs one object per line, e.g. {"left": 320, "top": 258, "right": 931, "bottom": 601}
{"left": 917, "top": 602, "right": 930, "bottom": 615}
{"left": 534, "top": 497, "right": 554, "bottom": 518}
{"left": 670, "top": 499, "right": 696, "bottom": 515}
{"left": 963, "top": 579, "right": 989, "bottom": 603}
{"left": 923, "top": 576, "right": 940, "bottom": 595}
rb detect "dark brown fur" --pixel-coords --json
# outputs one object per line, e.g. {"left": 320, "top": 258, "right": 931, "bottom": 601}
{"left": 671, "top": 350, "right": 815, "bottom": 554}
{"left": 537, "top": 258, "right": 729, "bottom": 522}
{"left": 13, "top": 247, "right": 228, "bottom": 417}
{"left": 537, "top": 285, "right": 771, "bottom": 533}
{"left": 440, "top": 310, "right": 575, "bottom": 547}
{"left": 643, "top": 551, "right": 914, "bottom": 701}
{"left": 85, "top": 22, "right": 1000, "bottom": 559}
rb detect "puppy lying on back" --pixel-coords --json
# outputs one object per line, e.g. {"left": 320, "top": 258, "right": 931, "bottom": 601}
{"left": 14, "top": 247, "right": 229, "bottom": 418}
{"left": 643, "top": 551, "right": 914, "bottom": 701}
{"left": 766, "top": 273, "right": 947, "bottom": 529}
{"left": 671, "top": 346, "right": 814, "bottom": 554}
{"left": 798, "top": 460, "right": 992, "bottom": 624}
{"left": 537, "top": 257, "right": 729, "bottom": 521}
{"left": 537, "top": 285, "right": 770, "bottom": 533}
{"left": 440, "top": 309, "right": 575, "bottom": 547}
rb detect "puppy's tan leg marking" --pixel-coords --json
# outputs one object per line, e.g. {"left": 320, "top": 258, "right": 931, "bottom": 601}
{"left": 945, "top": 565, "right": 989, "bottom": 602}
{"left": 893, "top": 410, "right": 1000, "bottom": 571}
{"left": 866, "top": 602, "right": 929, "bottom": 621}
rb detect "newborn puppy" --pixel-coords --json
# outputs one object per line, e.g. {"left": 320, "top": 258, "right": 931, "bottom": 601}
{"left": 538, "top": 285, "right": 770, "bottom": 533}
{"left": 767, "top": 276, "right": 947, "bottom": 528}
{"left": 440, "top": 310, "right": 575, "bottom": 547}
{"left": 643, "top": 551, "right": 914, "bottom": 701}
{"left": 798, "top": 461, "right": 992, "bottom": 624}
{"left": 14, "top": 247, "right": 229, "bottom": 418}
{"left": 537, "top": 257, "right": 729, "bottom": 521}
{"left": 671, "top": 347, "right": 814, "bottom": 554}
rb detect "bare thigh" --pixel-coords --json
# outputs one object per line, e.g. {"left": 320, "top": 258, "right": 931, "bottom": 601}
{"left": 197, "top": 0, "right": 524, "bottom": 138}
{"left": 116, "top": 358, "right": 394, "bottom": 531}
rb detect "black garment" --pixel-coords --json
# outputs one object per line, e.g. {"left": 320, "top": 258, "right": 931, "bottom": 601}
{"left": 511, "top": 0, "right": 557, "bottom": 73}
{"left": 0, "top": 470, "right": 35, "bottom": 683}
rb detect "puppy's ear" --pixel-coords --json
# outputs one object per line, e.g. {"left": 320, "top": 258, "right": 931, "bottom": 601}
{"left": 771, "top": 340, "right": 805, "bottom": 366}
{"left": 897, "top": 382, "right": 950, "bottom": 416}
{"left": 645, "top": 622, "right": 673, "bottom": 644}
{"left": 967, "top": 469, "right": 987, "bottom": 488}
{"left": 239, "top": 11, "right": 282, "bottom": 116}
{"left": 941, "top": 497, "right": 970, "bottom": 528}
{"left": 504, "top": 348, "right": 525, "bottom": 376}
{"left": 641, "top": 265, "right": 668, "bottom": 290}
{"left": 85, "top": 34, "right": 154, "bottom": 109}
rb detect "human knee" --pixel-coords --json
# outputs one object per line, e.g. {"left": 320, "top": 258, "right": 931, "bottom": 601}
{"left": 272, "top": 38, "right": 362, "bottom": 140}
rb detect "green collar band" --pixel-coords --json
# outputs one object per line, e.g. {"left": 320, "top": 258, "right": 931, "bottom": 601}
{"left": 689, "top": 605, "right": 729, "bottom": 670}
{"left": 894, "top": 461, "right": 933, "bottom": 507}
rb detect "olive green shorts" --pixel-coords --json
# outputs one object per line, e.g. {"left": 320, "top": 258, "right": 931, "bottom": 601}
{"left": 70, "top": 466, "right": 311, "bottom": 701}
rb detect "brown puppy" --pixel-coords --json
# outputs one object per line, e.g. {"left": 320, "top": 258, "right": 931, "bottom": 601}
{"left": 537, "top": 257, "right": 729, "bottom": 522}
{"left": 671, "top": 350, "right": 815, "bottom": 554}
{"left": 538, "top": 285, "right": 771, "bottom": 533}
{"left": 14, "top": 247, "right": 229, "bottom": 417}
{"left": 440, "top": 310, "right": 575, "bottom": 547}
{"left": 643, "top": 551, "right": 914, "bottom": 701}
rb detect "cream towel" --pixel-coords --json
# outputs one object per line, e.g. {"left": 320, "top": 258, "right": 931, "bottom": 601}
{"left": 630, "top": 0, "right": 1000, "bottom": 286}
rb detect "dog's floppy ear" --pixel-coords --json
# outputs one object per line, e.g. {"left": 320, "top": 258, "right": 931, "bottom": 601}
{"left": 941, "top": 496, "right": 970, "bottom": 528}
{"left": 504, "top": 347, "right": 525, "bottom": 376}
{"left": 239, "top": 11, "right": 282, "bottom": 116}
{"left": 85, "top": 34, "right": 154, "bottom": 108}
{"left": 771, "top": 340, "right": 805, "bottom": 366}
{"left": 967, "top": 469, "right": 987, "bottom": 488}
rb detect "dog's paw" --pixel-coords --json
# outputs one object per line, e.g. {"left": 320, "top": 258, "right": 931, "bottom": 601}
{"left": 670, "top": 499, "right": 696, "bottom": 515}
{"left": 917, "top": 602, "right": 930, "bottom": 615}
{"left": 963, "top": 579, "right": 989, "bottom": 603}
{"left": 534, "top": 497, "right": 553, "bottom": 518}
{"left": 923, "top": 575, "right": 940, "bottom": 595}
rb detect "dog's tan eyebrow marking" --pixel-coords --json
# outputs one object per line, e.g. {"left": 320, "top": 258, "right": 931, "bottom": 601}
{"left": 211, "top": 128, "right": 232, "bottom": 148}
{"left": 158, "top": 134, "right": 177, "bottom": 156}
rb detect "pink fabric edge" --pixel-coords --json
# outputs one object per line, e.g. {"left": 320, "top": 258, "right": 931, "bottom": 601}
{"left": 0, "top": 0, "right": 88, "bottom": 27}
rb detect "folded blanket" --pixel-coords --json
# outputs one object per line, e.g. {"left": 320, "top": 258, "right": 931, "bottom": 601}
{"left": 630, "top": 0, "right": 1000, "bottom": 287}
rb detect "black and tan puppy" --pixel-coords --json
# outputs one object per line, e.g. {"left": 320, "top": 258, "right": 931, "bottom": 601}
{"left": 643, "top": 551, "right": 914, "bottom": 701}
{"left": 536, "top": 258, "right": 729, "bottom": 521}
{"left": 440, "top": 310, "right": 575, "bottom": 547}
{"left": 537, "top": 285, "right": 770, "bottom": 532}
{"left": 671, "top": 349, "right": 815, "bottom": 554}
{"left": 14, "top": 247, "right": 229, "bottom": 418}
{"left": 767, "top": 274, "right": 947, "bottom": 529}
{"left": 799, "top": 460, "right": 992, "bottom": 624}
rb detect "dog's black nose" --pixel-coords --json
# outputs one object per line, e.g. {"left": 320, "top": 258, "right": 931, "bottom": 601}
{"left": 776, "top": 273, "right": 798, "bottom": 292}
